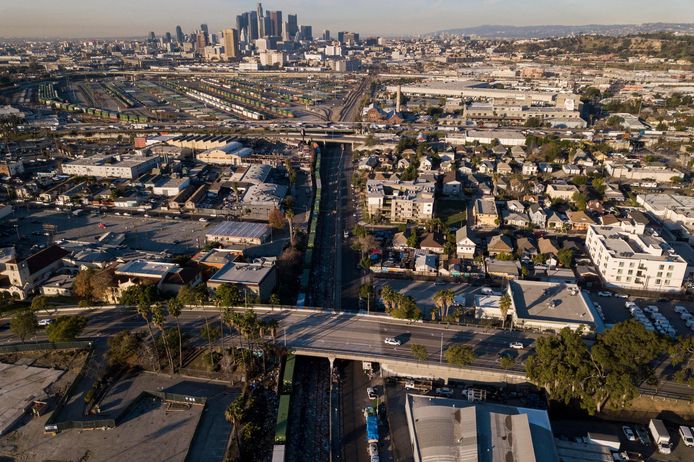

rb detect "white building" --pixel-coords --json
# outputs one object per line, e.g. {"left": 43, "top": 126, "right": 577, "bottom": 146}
{"left": 586, "top": 224, "right": 687, "bottom": 293}
{"left": 61, "top": 152, "right": 160, "bottom": 179}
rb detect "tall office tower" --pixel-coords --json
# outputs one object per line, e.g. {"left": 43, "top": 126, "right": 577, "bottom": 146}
{"left": 286, "top": 14, "right": 298, "bottom": 39}
{"left": 262, "top": 16, "right": 272, "bottom": 38}
{"left": 248, "top": 11, "right": 259, "bottom": 40}
{"left": 322, "top": 30, "right": 331, "bottom": 41}
{"left": 164, "top": 32, "right": 172, "bottom": 43}
{"left": 337, "top": 31, "right": 345, "bottom": 43}
{"left": 257, "top": 2, "right": 264, "bottom": 34}
{"left": 195, "top": 31, "right": 207, "bottom": 54}
{"left": 299, "top": 25, "right": 313, "bottom": 41}
{"left": 223, "top": 28, "right": 239, "bottom": 59}
{"left": 200, "top": 23, "right": 209, "bottom": 44}
{"left": 175, "top": 25, "right": 184, "bottom": 43}
{"left": 282, "top": 22, "right": 290, "bottom": 41}
{"left": 236, "top": 15, "right": 248, "bottom": 42}
{"left": 211, "top": 33, "right": 218, "bottom": 44}
{"left": 148, "top": 31, "right": 156, "bottom": 41}
{"left": 269, "top": 11, "right": 282, "bottom": 37}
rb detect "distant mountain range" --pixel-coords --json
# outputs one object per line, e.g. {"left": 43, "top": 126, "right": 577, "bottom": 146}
{"left": 431, "top": 23, "right": 694, "bottom": 39}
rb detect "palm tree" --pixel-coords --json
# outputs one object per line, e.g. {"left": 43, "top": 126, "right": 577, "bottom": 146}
{"left": 499, "top": 294, "right": 512, "bottom": 330}
{"left": 380, "top": 285, "right": 396, "bottom": 313}
{"left": 433, "top": 289, "right": 455, "bottom": 320}
{"left": 225, "top": 397, "right": 245, "bottom": 452}
{"left": 285, "top": 209, "right": 295, "bottom": 247}
{"left": 359, "top": 283, "right": 374, "bottom": 314}
{"left": 151, "top": 303, "right": 175, "bottom": 374}
{"left": 137, "top": 301, "right": 160, "bottom": 373}
{"left": 167, "top": 297, "right": 184, "bottom": 369}
{"left": 265, "top": 319, "right": 279, "bottom": 341}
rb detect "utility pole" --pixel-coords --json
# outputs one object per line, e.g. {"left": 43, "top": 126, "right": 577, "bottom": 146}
{"left": 439, "top": 332, "right": 443, "bottom": 364}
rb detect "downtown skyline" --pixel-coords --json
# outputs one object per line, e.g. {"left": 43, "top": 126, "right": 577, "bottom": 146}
{"left": 1, "top": 0, "right": 693, "bottom": 39}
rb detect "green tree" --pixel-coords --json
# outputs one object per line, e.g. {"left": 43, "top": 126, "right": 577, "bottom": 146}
{"left": 411, "top": 344, "right": 428, "bottom": 361}
{"left": 269, "top": 293, "right": 281, "bottom": 305}
{"left": 433, "top": 289, "right": 455, "bottom": 320}
{"left": 177, "top": 283, "right": 208, "bottom": 307}
{"left": 389, "top": 294, "right": 422, "bottom": 321}
{"left": 572, "top": 191, "right": 588, "bottom": 211}
{"left": 557, "top": 248, "right": 575, "bottom": 268}
{"left": 359, "top": 283, "right": 374, "bottom": 314}
{"left": 499, "top": 294, "right": 512, "bottom": 329}
{"left": 200, "top": 322, "right": 221, "bottom": 345}
{"left": 107, "top": 331, "right": 141, "bottom": 366}
{"left": 30, "top": 295, "right": 49, "bottom": 313}
{"left": 167, "top": 298, "right": 184, "bottom": 369}
{"left": 445, "top": 344, "right": 476, "bottom": 366}
{"left": 137, "top": 301, "right": 160, "bottom": 372}
{"left": 526, "top": 321, "right": 665, "bottom": 415}
{"left": 46, "top": 315, "right": 88, "bottom": 342}
{"left": 406, "top": 230, "right": 419, "bottom": 248}
{"left": 151, "top": 303, "right": 175, "bottom": 373}
{"left": 500, "top": 355, "right": 516, "bottom": 369}
{"left": 10, "top": 310, "right": 38, "bottom": 342}
{"left": 216, "top": 284, "right": 243, "bottom": 307}
{"left": 73, "top": 269, "right": 95, "bottom": 300}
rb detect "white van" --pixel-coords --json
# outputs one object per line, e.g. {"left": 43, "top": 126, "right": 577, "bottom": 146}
{"left": 679, "top": 425, "right": 694, "bottom": 447}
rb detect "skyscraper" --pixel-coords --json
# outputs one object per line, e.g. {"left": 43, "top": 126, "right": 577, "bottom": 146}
{"left": 236, "top": 15, "right": 248, "bottom": 42}
{"left": 268, "top": 11, "right": 282, "bottom": 37}
{"left": 200, "top": 24, "right": 209, "bottom": 44}
{"left": 286, "top": 14, "right": 298, "bottom": 40}
{"left": 148, "top": 31, "right": 156, "bottom": 41}
{"left": 300, "top": 25, "right": 313, "bottom": 41}
{"left": 248, "top": 11, "right": 259, "bottom": 41}
{"left": 175, "top": 25, "right": 184, "bottom": 43}
{"left": 257, "top": 2, "right": 264, "bottom": 36}
{"left": 195, "top": 31, "right": 207, "bottom": 55}
{"left": 322, "top": 30, "right": 331, "bottom": 41}
{"left": 223, "top": 28, "right": 239, "bottom": 59}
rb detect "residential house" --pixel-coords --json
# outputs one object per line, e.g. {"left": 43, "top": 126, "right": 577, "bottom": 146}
{"left": 487, "top": 235, "right": 514, "bottom": 257}
{"left": 546, "top": 211, "right": 567, "bottom": 230}
{"left": 478, "top": 161, "right": 495, "bottom": 174}
{"left": 473, "top": 197, "right": 498, "bottom": 227}
{"left": 504, "top": 211, "right": 530, "bottom": 228}
{"left": 456, "top": 226, "right": 476, "bottom": 259}
{"left": 506, "top": 200, "right": 525, "bottom": 214}
{"left": 546, "top": 184, "right": 579, "bottom": 202}
{"left": 441, "top": 170, "right": 462, "bottom": 197}
{"left": 538, "top": 237, "right": 560, "bottom": 257}
{"left": 538, "top": 162, "right": 554, "bottom": 173}
{"left": 522, "top": 162, "right": 538, "bottom": 176}
{"left": 420, "top": 233, "right": 445, "bottom": 254}
{"left": 414, "top": 253, "right": 438, "bottom": 274}
{"left": 566, "top": 210, "right": 596, "bottom": 232}
{"left": 496, "top": 162, "right": 513, "bottom": 175}
{"left": 516, "top": 237, "right": 538, "bottom": 260}
{"left": 562, "top": 164, "right": 581, "bottom": 175}
{"left": 528, "top": 204, "right": 547, "bottom": 228}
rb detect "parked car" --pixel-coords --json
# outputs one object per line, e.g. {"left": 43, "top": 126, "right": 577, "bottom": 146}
{"left": 435, "top": 387, "right": 454, "bottom": 397}
{"left": 384, "top": 337, "right": 401, "bottom": 346}
{"left": 622, "top": 425, "right": 637, "bottom": 442}
{"left": 38, "top": 318, "right": 52, "bottom": 327}
{"left": 598, "top": 291, "right": 613, "bottom": 297}
{"left": 615, "top": 293, "right": 629, "bottom": 299}
{"left": 509, "top": 342, "right": 524, "bottom": 350}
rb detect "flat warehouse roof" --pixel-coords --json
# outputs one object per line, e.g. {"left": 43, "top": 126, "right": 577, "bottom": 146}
{"left": 511, "top": 280, "right": 596, "bottom": 326}
{"left": 206, "top": 221, "right": 269, "bottom": 238}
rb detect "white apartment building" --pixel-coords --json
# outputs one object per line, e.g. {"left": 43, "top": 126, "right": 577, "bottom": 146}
{"left": 586, "top": 224, "right": 687, "bottom": 293}
{"left": 61, "top": 153, "right": 160, "bottom": 179}
{"left": 365, "top": 179, "right": 435, "bottom": 223}
{"left": 605, "top": 162, "right": 684, "bottom": 183}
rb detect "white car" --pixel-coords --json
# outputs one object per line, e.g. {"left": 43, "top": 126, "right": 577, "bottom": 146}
{"left": 384, "top": 337, "right": 401, "bottom": 346}
{"left": 598, "top": 291, "right": 613, "bottom": 297}
{"left": 367, "top": 387, "right": 377, "bottom": 400}
{"left": 615, "top": 293, "right": 629, "bottom": 299}
{"left": 38, "top": 318, "right": 52, "bottom": 327}
{"left": 199, "top": 217, "right": 208, "bottom": 222}
{"left": 509, "top": 342, "right": 524, "bottom": 350}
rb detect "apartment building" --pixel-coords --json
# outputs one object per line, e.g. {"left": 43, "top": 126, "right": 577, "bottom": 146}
{"left": 61, "top": 152, "right": 160, "bottom": 179}
{"left": 586, "top": 224, "right": 687, "bottom": 293}
{"left": 605, "top": 162, "right": 684, "bottom": 183}
{"left": 473, "top": 196, "right": 498, "bottom": 227}
{"left": 365, "top": 179, "right": 435, "bottom": 223}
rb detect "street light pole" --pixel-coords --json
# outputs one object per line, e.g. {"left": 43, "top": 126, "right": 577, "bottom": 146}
{"left": 439, "top": 332, "right": 443, "bottom": 364}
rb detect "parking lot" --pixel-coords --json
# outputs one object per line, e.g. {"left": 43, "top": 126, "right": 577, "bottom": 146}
{"left": 588, "top": 290, "right": 694, "bottom": 337}
{"left": 2, "top": 207, "right": 215, "bottom": 255}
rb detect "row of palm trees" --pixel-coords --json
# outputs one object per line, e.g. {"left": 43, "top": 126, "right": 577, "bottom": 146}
{"left": 134, "top": 289, "right": 280, "bottom": 375}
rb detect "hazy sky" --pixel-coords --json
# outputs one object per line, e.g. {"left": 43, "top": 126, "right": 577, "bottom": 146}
{"left": 1, "top": 0, "right": 692, "bottom": 38}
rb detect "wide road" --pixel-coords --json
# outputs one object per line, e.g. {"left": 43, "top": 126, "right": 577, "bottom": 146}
{"left": 0, "top": 307, "right": 536, "bottom": 373}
